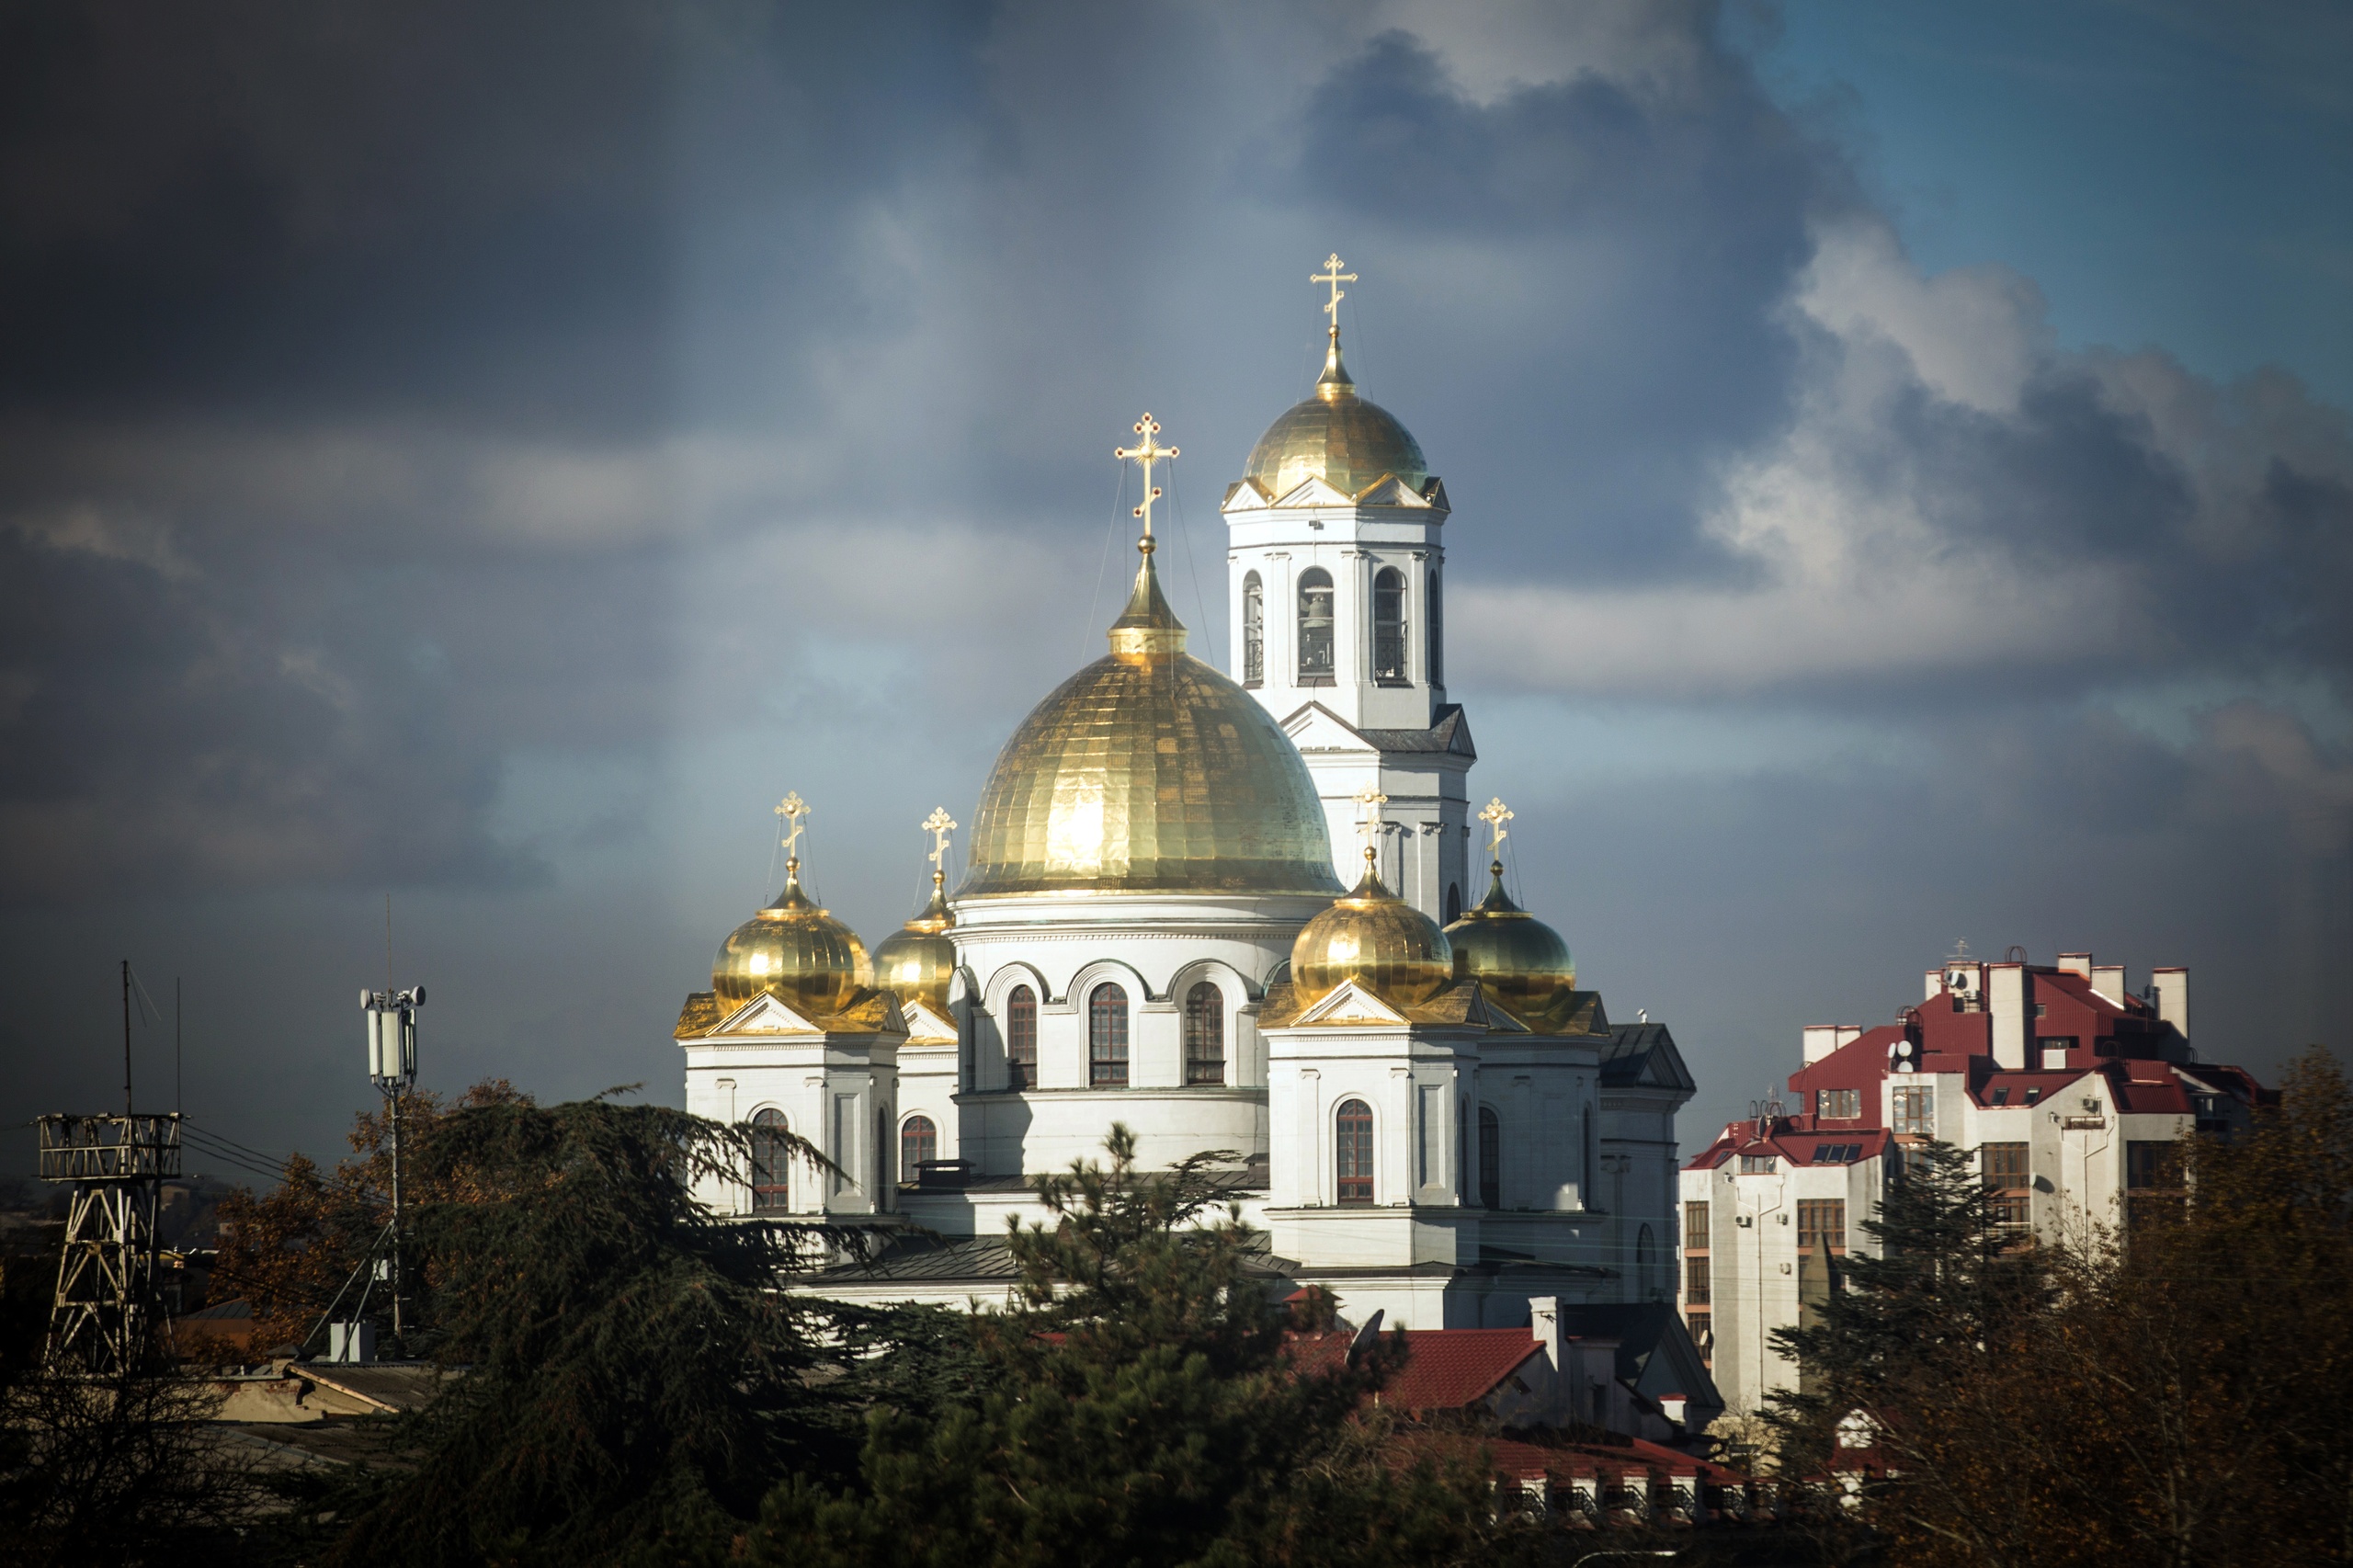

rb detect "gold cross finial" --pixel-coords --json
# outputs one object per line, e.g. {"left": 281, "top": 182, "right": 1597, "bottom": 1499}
{"left": 1351, "top": 782, "right": 1389, "bottom": 867}
{"left": 1115, "top": 414, "right": 1179, "bottom": 546}
{"left": 774, "top": 791, "right": 809, "bottom": 861}
{"left": 921, "top": 806, "right": 957, "bottom": 871}
{"left": 1313, "top": 253, "right": 1357, "bottom": 330}
{"left": 1478, "top": 797, "right": 1514, "bottom": 859}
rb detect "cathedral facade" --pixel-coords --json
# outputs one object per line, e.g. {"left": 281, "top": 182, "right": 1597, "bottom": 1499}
{"left": 675, "top": 275, "right": 1695, "bottom": 1332}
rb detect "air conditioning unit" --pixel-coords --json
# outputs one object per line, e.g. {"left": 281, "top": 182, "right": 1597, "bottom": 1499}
{"left": 1735, "top": 1215, "right": 1753, "bottom": 1228}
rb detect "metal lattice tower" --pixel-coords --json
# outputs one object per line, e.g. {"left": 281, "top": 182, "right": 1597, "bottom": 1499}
{"left": 39, "top": 1112, "right": 181, "bottom": 1375}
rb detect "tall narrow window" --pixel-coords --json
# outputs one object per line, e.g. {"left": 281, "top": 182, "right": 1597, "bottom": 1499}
{"left": 901, "top": 1114, "right": 937, "bottom": 1176}
{"left": 1371, "top": 567, "right": 1408, "bottom": 684}
{"left": 1183, "top": 982, "right": 1223, "bottom": 1085}
{"left": 1297, "top": 568, "right": 1335, "bottom": 686}
{"left": 1088, "top": 983, "right": 1129, "bottom": 1086}
{"left": 1637, "top": 1223, "right": 1656, "bottom": 1295}
{"left": 1241, "top": 572, "right": 1263, "bottom": 687}
{"left": 1981, "top": 1143, "right": 2030, "bottom": 1233}
{"left": 1445, "top": 882, "right": 1461, "bottom": 924}
{"left": 749, "top": 1108, "right": 790, "bottom": 1213}
{"left": 1427, "top": 570, "right": 1442, "bottom": 686}
{"left": 1336, "top": 1098, "right": 1375, "bottom": 1204}
{"left": 1477, "top": 1106, "right": 1501, "bottom": 1210}
{"left": 1685, "top": 1200, "right": 1710, "bottom": 1245}
{"left": 1006, "top": 985, "right": 1037, "bottom": 1089}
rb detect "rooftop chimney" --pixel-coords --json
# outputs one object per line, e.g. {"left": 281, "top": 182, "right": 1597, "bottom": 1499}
{"left": 2152, "top": 968, "right": 2189, "bottom": 1044}
{"left": 2059, "top": 952, "right": 2093, "bottom": 979}
{"left": 2092, "top": 964, "right": 2126, "bottom": 1005}
{"left": 1530, "top": 1296, "right": 1563, "bottom": 1369}
{"left": 1802, "top": 1026, "right": 1861, "bottom": 1065}
{"left": 1989, "top": 964, "right": 2028, "bottom": 1070}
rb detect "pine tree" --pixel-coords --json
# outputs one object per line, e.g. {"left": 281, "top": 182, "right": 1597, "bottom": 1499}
{"left": 756, "top": 1125, "right": 1491, "bottom": 1568}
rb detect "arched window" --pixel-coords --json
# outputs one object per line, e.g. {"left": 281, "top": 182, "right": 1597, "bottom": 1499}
{"left": 1478, "top": 1106, "right": 1501, "bottom": 1210}
{"left": 1336, "top": 1099, "right": 1375, "bottom": 1204}
{"left": 901, "top": 1114, "right": 937, "bottom": 1176}
{"left": 1183, "top": 982, "right": 1223, "bottom": 1085}
{"left": 1444, "top": 882, "right": 1461, "bottom": 924}
{"left": 1371, "top": 566, "right": 1408, "bottom": 684}
{"left": 1241, "top": 572, "right": 1263, "bottom": 687}
{"left": 1006, "top": 984, "right": 1037, "bottom": 1089}
{"left": 749, "top": 1108, "right": 790, "bottom": 1213}
{"left": 1297, "top": 568, "right": 1335, "bottom": 686}
{"left": 1428, "top": 569, "right": 1443, "bottom": 686}
{"left": 1089, "top": 983, "right": 1130, "bottom": 1086}
{"left": 1637, "top": 1223, "right": 1656, "bottom": 1297}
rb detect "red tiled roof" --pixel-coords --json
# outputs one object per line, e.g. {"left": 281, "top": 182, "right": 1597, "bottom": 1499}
{"left": 1290, "top": 1328, "right": 1544, "bottom": 1413}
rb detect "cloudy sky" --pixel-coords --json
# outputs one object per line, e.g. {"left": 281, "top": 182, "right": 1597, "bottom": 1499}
{"left": 3, "top": 0, "right": 2347, "bottom": 1177}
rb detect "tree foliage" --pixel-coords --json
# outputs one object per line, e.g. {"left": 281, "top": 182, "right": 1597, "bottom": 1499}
{"left": 314, "top": 1096, "right": 855, "bottom": 1568}
{"left": 756, "top": 1124, "right": 1493, "bottom": 1568}
{"left": 211, "top": 1080, "right": 530, "bottom": 1353}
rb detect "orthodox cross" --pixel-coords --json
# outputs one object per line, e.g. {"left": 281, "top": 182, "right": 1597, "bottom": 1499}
{"left": 922, "top": 806, "right": 957, "bottom": 871}
{"left": 774, "top": 791, "right": 808, "bottom": 861}
{"left": 1352, "top": 783, "right": 1389, "bottom": 866}
{"left": 1478, "top": 797, "right": 1514, "bottom": 860}
{"left": 1115, "top": 414, "right": 1178, "bottom": 543}
{"left": 1313, "top": 253, "right": 1357, "bottom": 329}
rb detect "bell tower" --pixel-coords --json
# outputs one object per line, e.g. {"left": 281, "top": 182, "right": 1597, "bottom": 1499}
{"left": 1223, "top": 256, "right": 1475, "bottom": 923}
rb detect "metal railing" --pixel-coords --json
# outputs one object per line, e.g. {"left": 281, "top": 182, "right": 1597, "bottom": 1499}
{"left": 37, "top": 1114, "right": 182, "bottom": 1181}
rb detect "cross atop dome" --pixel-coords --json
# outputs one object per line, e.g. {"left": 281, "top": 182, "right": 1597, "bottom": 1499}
{"left": 1313, "top": 253, "right": 1356, "bottom": 331}
{"left": 1114, "top": 414, "right": 1178, "bottom": 550}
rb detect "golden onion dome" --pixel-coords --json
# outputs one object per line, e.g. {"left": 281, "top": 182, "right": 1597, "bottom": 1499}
{"left": 871, "top": 872, "right": 958, "bottom": 1013}
{"left": 1444, "top": 861, "right": 1577, "bottom": 1019}
{"left": 1290, "top": 853, "right": 1456, "bottom": 1010}
{"left": 1245, "top": 329, "right": 1429, "bottom": 501}
{"left": 711, "top": 858, "right": 872, "bottom": 1018}
{"left": 960, "top": 543, "right": 1344, "bottom": 899}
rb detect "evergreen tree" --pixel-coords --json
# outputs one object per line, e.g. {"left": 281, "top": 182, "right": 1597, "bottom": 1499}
{"left": 756, "top": 1125, "right": 1491, "bottom": 1568}
{"left": 314, "top": 1096, "right": 876, "bottom": 1568}
{"left": 1767, "top": 1137, "right": 2051, "bottom": 1469}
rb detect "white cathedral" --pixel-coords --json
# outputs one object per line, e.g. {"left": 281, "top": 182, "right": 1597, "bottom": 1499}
{"left": 675, "top": 264, "right": 1696, "bottom": 1332}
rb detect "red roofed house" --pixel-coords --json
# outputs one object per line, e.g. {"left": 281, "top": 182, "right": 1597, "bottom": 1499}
{"left": 1678, "top": 946, "right": 2268, "bottom": 1415}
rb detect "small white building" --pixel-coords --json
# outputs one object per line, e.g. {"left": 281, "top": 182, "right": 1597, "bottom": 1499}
{"left": 1680, "top": 947, "right": 2268, "bottom": 1416}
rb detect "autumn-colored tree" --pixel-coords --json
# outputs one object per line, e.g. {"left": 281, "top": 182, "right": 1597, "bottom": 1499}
{"left": 1858, "top": 1047, "right": 2353, "bottom": 1568}
{"left": 210, "top": 1079, "right": 529, "bottom": 1354}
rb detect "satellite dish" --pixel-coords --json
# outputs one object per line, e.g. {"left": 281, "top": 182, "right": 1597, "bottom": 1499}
{"left": 1346, "top": 1308, "right": 1386, "bottom": 1368}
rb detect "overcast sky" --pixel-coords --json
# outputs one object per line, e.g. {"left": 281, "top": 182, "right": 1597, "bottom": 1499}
{"left": 3, "top": 0, "right": 2347, "bottom": 1178}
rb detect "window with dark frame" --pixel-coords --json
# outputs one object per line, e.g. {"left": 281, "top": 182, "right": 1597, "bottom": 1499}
{"left": 1893, "top": 1085, "right": 1936, "bottom": 1135}
{"left": 1183, "top": 982, "right": 1223, "bottom": 1085}
{"left": 1371, "top": 566, "right": 1409, "bottom": 684}
{"left": 1818, "top": 1088, "right": 1861, "bottom": 1119}
{"left": 1477, "top": 1106, "right": 1501, "bottom": 1210}
{"left": 1241, "top": 572, "right": 1263, "bottom": 687}
{"left": 1006, "top": 985, "right": 1037, "bottom": 1089}
{"left": 900, "top": 1114, "right": 937, "bottom": 1177}
{"left": 749, "top": 1108, "right": 790, "bottom": 1213}
{"left": 1982, "top": 1142, "right": 2031, "bottom": 1232}
{"left": 1685, "top": 1255, "right": 1711, "bottom": 1305}
{"left": 1297, "top": 568, "right": 1335, "bottom": 685}
{"left": 1336, "top": 1098, "right": 1375, "bottom": 1204}
{"left": 1427, "top": 570, "right": 1442, "bottom": 686}
{"left": 1684, "top": 1199, "right": 1710, "bottom": 1246}
{"left": 1796, "top": 1198, "right": 1847, "bottom": 1251}
{"left": 1088, "top": 983, "right": 1129, "bottom": 1086}
{"left": 1739, "top": 1152, "right": 1776, "bottom": 1174}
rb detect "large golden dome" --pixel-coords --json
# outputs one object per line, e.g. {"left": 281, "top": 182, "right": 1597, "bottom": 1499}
{"left": 960, "top": 545, "right": 1343, "bottom": 899}
{"left": 1290, "top": 856, "right": 1456, "bottom": 1009}
{"left": 1245, "top": 330, "right": 1428, "bottom": 501}
{"left": 1445, "top": 862, "right": 1576, "bottom": 1020}
{"left": 712, "top": 861, "right": 872, "bottom": 1018}
{"left": 872, "top": 873, "right": 958, "bottom": 1013}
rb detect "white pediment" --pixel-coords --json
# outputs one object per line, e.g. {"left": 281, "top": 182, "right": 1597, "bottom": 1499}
{"left": 1221, "top": 478, "right": 1272, "bottom": 513}
{"left": 713, "top": 994, "right": 823, "bottom": 1036}
{"left": 1280, "top": 701, "right": 1374, "bottom": 754}
{"left": 901, "top": 997, "right": 956, "bottom": 1043}
{"left": 1294, "top": 978, "right": 1408, "bottom": 1027}
{"left": 1353, "top": 474, "right": 1431, "bottom": 508}
{"left": 1272, "top": 475, "right": 1356, "bottom": 508}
